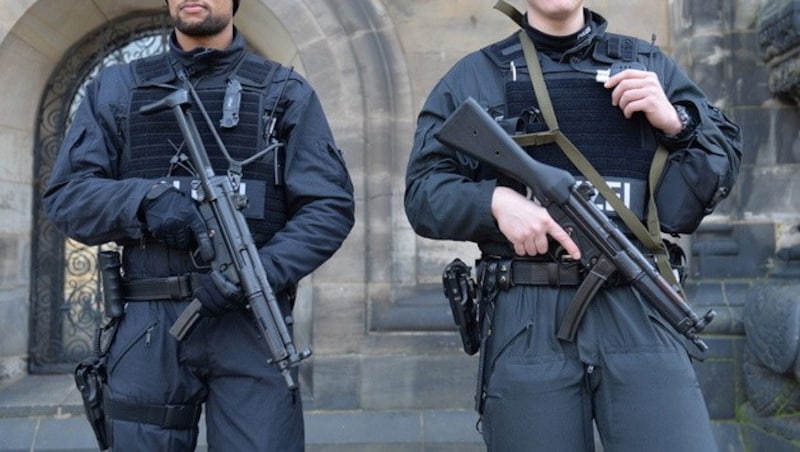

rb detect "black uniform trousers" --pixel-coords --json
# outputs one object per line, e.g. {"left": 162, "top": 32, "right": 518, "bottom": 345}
{"left": 105, "top": 300, "right": 304, "bottom": 451}
{"left": 480, "top": 284, "right": 717, "bottom": 452}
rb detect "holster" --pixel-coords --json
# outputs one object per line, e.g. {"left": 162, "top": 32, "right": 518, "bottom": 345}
{"left": 74, "top": 298, "right": 120, "bottom": 451}
{"left": 442, "top": 258, "right": 480, "bottom": 355}
{"left": 74, "top": 356, "right": 110, "bottom": 451}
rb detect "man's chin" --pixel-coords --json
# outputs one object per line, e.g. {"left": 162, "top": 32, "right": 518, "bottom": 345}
{"left": 174, "top": 17, "right": 228, "bottom": 37}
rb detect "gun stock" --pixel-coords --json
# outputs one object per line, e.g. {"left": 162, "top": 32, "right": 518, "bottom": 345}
{"left": 434, "top": 98, "right": 714, "bottom": 352}
{"left": 432, "top": 99, "right": 574, "bottom": 206}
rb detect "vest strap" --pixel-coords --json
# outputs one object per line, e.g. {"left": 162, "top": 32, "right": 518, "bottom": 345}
{"left": 493, "top": 0, "right": 526, "bottom": 28}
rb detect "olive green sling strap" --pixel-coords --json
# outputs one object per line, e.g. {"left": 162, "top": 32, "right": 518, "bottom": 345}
{"left": 493, "top": 0, "right": 681, "bottom": 290}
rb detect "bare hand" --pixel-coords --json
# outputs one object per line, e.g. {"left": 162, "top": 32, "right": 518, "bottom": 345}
{"left": 604, "top": 69, "right": 682, "bottom": 136}
{"left": 491, "top": 186, "right": 581, "bottom": 259}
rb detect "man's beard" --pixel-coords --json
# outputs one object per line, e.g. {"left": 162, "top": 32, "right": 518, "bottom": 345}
{"left": 174, "top": 14, "right": 228, "bottom": 37}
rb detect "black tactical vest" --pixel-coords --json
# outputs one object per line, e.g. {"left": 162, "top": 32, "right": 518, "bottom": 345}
{"left": 483, "top": 32, "right": 658, "bottom": 221}
{"left": 124, "top": 53, "right": 288, "bottom": 245}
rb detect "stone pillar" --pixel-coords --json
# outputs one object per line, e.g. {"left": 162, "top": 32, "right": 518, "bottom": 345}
{"left": 737, "top": 0, "right": 800, "bottom": 447}
{"left": 668, "top": 0, "right": 800, "bottom": 449}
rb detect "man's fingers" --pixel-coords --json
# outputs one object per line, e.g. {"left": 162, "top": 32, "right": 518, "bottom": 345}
{"left": 522, "top": 235, "right": 548, "bottom": 257}
{"left": 190, "top": 215, "right": 216, "bottom": 263}
{"left": 547, "top": 223, "right": 581, "bottom": 260}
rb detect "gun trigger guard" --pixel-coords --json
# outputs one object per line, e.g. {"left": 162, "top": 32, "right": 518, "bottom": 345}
{"left": 189, "top": 247, "right": 213, "bottom": 271}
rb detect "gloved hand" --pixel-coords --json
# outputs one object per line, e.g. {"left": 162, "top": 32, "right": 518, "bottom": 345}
{"left": 193, "top": 271, "right": 247, "bottom": 317}
{"left": 141, "top": 183, "right": 214, "bottom": 261}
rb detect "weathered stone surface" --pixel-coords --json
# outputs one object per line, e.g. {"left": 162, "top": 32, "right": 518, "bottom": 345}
{"left": 758, "top": 0, "right": 800, "bottom": 103}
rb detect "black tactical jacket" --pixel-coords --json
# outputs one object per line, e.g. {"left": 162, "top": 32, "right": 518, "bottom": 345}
{"left": 405, "top": 9, "right": 741, "bottom": 257}
{"left": 44, "top": 29, "right": 355, "bottom": 294}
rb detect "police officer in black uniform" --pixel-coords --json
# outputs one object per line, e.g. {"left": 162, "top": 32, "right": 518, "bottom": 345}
{"left": 404, "top": 1, "right": 741, "bottom": 451}
{"left": 44, "top": 0, "right": 355, "bottom": 450}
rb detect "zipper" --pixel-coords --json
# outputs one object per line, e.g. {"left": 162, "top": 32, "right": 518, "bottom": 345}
{"left": 107, "top": 321, "right": 158, "bottom": 375}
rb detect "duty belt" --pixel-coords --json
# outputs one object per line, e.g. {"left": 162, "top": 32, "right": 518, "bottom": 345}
{"left": 479, "top": 258, "right": 582, "bottom": 289}
{"left": 122, "top": 273, "right": 203, "bottom": 301}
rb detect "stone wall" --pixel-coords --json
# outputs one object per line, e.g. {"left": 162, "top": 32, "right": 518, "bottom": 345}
{"left": 671, "top": 0, "right": 800, "bottom": 448}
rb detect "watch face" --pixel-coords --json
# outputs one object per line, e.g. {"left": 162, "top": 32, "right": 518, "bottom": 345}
{"left": 675, "top": 105, "right": 692, "bottom": 130}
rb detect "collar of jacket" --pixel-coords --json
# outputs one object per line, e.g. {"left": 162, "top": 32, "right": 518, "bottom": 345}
{"left": 168, "top": 27, "right": 246, "bottom": 78}
{"left": 522, "top": 8, "right": 608, "bottom": 62}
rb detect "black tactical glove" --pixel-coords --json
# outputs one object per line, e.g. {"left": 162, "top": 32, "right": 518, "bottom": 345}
{"left": 193, "top": 271, "right": 246, "bottom": 317}
{"left": 141, "top": 183, "right": 214, "bottom": 261}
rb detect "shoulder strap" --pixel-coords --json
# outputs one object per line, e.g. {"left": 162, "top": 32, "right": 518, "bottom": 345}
{"left": 232, "top": 53, "right": 279, "bottom": 88}
{"left": 493, "top": 0, "right": 526, "bottom": 28}
{"left": 515, "top": 30, "right": 683, "bottom": 290}
{"left": 517, "top": 31, "right": 655, "bottom": 244}
{"left": 133, "top": 53, "right": 177, "bottom": 86}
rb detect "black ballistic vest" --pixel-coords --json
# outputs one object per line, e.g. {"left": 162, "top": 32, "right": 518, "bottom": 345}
{"left": 124, "top": 53, "right": 288, "bottom": 245}
{"left": 485, "top": 33, "right": 657, "bottom": 221}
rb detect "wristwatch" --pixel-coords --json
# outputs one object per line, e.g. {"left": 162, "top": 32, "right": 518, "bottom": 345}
{"left": 673, "top": 104, "right": 694, "bottom": 134}
{"left": 675, "top": 104, "right": 692, "bottom": 130}
{"left": 664, "top": 103, "right": 697, "bottom": 141}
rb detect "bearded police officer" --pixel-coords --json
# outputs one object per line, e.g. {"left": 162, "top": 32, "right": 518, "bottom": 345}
{"left": 404, "top": 1, "right": 741, "bottom": 451}
{"left": 44, "top": 0, "right": 355, "bottom": 450}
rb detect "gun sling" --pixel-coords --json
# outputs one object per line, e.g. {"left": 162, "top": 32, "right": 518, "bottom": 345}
{"left": 514, "top": 30, "right": 685, "bottom": 339}
{"left": 499, "top": 8, "right": 681, "bottom": 291}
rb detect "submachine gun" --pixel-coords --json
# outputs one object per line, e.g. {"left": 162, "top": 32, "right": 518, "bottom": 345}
{"left": 434, "top": 97, "right": 715, "bottom": 352}
{"left": 140, "top": 89, "right": 311, "bottom": 389}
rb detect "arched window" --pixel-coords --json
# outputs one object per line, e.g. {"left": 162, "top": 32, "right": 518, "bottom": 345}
{"left": 30, "top": 11, "right": 173, "bottom": 373}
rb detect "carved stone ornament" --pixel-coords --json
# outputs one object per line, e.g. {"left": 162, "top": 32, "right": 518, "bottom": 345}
{"left": 758, "top": 0, "right": 800, "bottom": 104}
